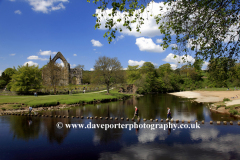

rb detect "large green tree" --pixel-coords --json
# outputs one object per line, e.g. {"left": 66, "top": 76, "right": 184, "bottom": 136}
{"left": 126, "top": 65, "right": 141, "bottom": 83}
{"left": 9, "top": 64, "right": 42, "bottom": 93}
{"left": 93, "top": 56, "right": 125, "bottom": 93}
{"left": 207, "top": 57, "right": 236, "bottom": 87}
{"left": 88, "top": 0, "right": 240, "bottom": 60}
{"left": 0, "top": 67, "right": 17, "bottom": 89}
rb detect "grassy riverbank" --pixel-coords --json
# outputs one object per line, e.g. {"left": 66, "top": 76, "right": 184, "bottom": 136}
{"left": 0, "top": 89, "right": 132, "bottom": 110}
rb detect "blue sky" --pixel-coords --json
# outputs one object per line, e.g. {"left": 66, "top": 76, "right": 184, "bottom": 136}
{"left": 0, "top": 0, "right": 210, "bottom": 75}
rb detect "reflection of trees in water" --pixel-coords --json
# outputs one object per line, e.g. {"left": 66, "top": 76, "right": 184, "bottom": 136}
{"left": 9, "top": 116, "right": 41, "bottom": 140}
{"left": 41, "top": 94, "right": 206, "bottom": 121}
{"left": 65, "top": 102, "right": 127, "bottom": 118}
{"left": 132, "top": 94, "right": 205, "bottom": 120}
{"left": 42, "top": 117, "right": 71, "bottom": 144}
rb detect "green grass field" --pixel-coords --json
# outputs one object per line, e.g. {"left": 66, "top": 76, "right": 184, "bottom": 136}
{"left": 0, "top": 89, "right": 131, "bottom": 108}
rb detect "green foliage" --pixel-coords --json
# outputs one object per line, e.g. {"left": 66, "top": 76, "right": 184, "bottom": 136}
{"left": 93, "top": 56, "right": 125, "bottom": 93}
{"left": 223, "top": 98, "right": 231, "bottom": 101}
{"left": 28, "top": 101, "right": 58, "bottom": 108}
{"left": 217, "top": 105, "right": 226, "bottom": 110}
{"left": 225, "top": 106, "right": 230, "bottom": 109}
{"left": 13, "top": 104, "right": 22, "bottom": 108}
{"left": 89, "top": 0, "right": 240, "bottom": 60}
{"left": 207, "top": 58, "right": 236, "bottom": 87}
{"left": 0, "top": 80, "right": 6, "bottom": 89}
{"left": 229, "top": 109, "right": 238, "bottom": 115}
{"left": 157, "top": 63, "right": 172, "bottom": 77}
{"left": 9, "top": 64, "right": 42, "bottom": 93}
{"left": 1, "top": 107, "right": 6, "bottom": 111}
{"left": 82, "top": 70, "right": 93, "bottom": 84}
{"left": 126, "top": 65, "right": 140, "bottom": 83}
{"left": 0, "top": 68, "right": 17, "bottom": 90}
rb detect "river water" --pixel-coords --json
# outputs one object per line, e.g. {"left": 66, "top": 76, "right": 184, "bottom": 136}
{"left": 0, "top": 94, "right": 240, "bottom": 160}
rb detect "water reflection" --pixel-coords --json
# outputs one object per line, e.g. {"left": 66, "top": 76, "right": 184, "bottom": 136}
{"left": 98, "top": 125, "right": 240, "bottom": 160}
{"left": 41, "top": 117, "right": 71, "bottom": 144}
{"left": 9, "top": 116, "right": 41, "bottom": 140}
{"left": 1, "top": 94, "right": 240, "bottom": 160}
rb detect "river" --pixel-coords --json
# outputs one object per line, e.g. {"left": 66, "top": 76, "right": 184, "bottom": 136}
{"left": 0, "top": 94, "right": 239, "bottom": 160}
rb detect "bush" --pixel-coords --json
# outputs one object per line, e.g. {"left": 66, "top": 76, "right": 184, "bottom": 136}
{"left": 229, "top": 109, "right": 238, "bottom": 115}
{"left": 60, "top": 100, "right": 81, "bottom": 105}
{"left": 13, "top": 104, "right": 22, "bottom": 108}
{"left": 1, "top": 108, "right": 6, "bottom": 111}
{"left": 217, "top": 105, "right": 226, "bottom": 109}
{"left": 43, "top": 102, "right": 58, "bottom": 107}
{"left": 136, "top": 87, "right": 146, "bottom": 94}
{"left": 223, "top": 98, "right": 230, "bottom": 101}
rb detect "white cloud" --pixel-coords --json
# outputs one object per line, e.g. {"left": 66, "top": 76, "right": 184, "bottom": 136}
{"left": 224, "top": 23, "right": 239, "bottom": 43}
{"left": 163, "top": 53, "right": 209, "bottom": 70}
{"left": 91, "top": 39, "right": 103, "bottom": 47}
{"left": 163, "top": 53, "right": 195, "bottom": 64}
{"left": 128, "top": 60, "right": 145, "bottom": 66}
{"left": 156, "top": 39, "right": 163, "bottom": 43}
{"left": 93, "top": 49, "right": 96, "bottom": 51}
{"left": 73, "top": 54, "right": 77, "bottom": 56}
{"left": 51, "top": 2, "right": 65, "bottom": 11}
{"left": 117, "top": 35, "right": 124, "bottom": 41}
{"left": 170, "top": 64, "right": 177, "bottom": 70}
{"left": 23, "top": 61, "right": 38, "bottom": 66}
{"left": 170, "top": 44, "right": 178, "bottom": 48}
{"left": 14, "top": 10, "right": 22, "bottom": 14}
{"left": 27, "top": 0, "right": 69, "bottom": 14}
{"left": 190, "top": 128, "right": 219, "bottom": 141}
{"left": 9, "top": 54, "right": 15, "bottom": 56}
{"left": 95, "top": 1, "right": 171, "bottom": 37}
{"left": 90, "top": 68, "right": 94, "bottom": 71}
{"left": 27, "top": 55, "right": 48, "bottom": 61}
{"left": 0, "top": 70, "right": 3, "bottom": 76}
{"left": 135, "top": 37, "right": 165, "bottom": 53}
{"left": 39, "top": 49, "right": 57, "bottom": 56}
{"left": 71, "top": 64, "right": 76, "bottom": 67}
{"left": 9, "top": 0, "right": 15, "bottom": 1}
{"left": 58, "top": 62, "right": 64, "bottom": 67}
{"left": 202, "top": 61, "right": 209, "bottom": 70}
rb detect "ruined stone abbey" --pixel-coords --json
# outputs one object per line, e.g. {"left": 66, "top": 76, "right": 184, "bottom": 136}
{"left": 43, "top": 52, "right": 82, "bottom": 85}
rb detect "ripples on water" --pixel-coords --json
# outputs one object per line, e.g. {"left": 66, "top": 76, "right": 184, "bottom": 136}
{"left": 0, "top": 94, "right": 240, "bottom": 160}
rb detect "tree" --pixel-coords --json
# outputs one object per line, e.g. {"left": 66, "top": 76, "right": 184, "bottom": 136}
{"left": 158, "top": 63, "right": 172, "bottom": 77}
{"left": 82, "top": 70, "right": 93, "bottom": 84}
{"left": 93, "top": 56, "right": 124, "bottom": 93}
{"left": 126, "top": 65, "right": 141, "bottom": 83}
{"left": 0, "top": 67, "right": 17, "bottom": 88}
{"left": 75, "top": 64, "right": 85, "bottom": 70}
{"left": 0, "top": 80, "right": 6, "bottom": 89}
{"left": 139, "top": 62, "right": 158, "bottom": 93}
{"left": 207, "top": 57, "right": 236, "bottom": 87}
{"left": 9, "top": 64, "right": 42, "bottom": 93}
{"left": 89, "top": 0, "right": 240, "bottom": 60}
{"left": 42, "top": 61, "right": 63, "bottom": 94}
